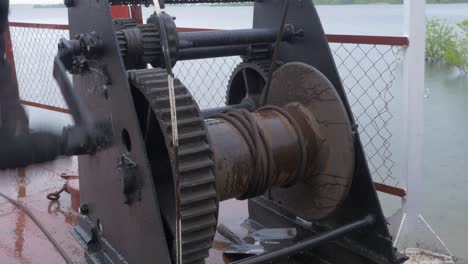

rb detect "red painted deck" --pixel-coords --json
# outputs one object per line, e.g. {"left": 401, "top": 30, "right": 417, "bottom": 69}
{"left": 0, "top": 158, "right": 84, "bottom": 264}
{"left": 0, "top": 157, "right": 248, "bottom": 264}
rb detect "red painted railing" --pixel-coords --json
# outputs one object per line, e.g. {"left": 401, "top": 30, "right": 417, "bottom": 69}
{"left": 8, "top": 22, "right": 410, "bottom": 46}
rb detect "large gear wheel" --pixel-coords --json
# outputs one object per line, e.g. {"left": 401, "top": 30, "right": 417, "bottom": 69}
{"left": 226, "top": 60, "right": 279, "bottom": 107}
{"left": 129, "top": 69, "right": 218, "bottom": 264}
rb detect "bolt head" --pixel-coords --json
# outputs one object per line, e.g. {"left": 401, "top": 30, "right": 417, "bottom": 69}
{"left": 79, "top": 204, "right": 89, "bottom": 215}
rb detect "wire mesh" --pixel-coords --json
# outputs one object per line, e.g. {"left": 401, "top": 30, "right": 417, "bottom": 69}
{"left": 330, "top": 43, "right": 403, "bottom": 187}
{"left": 174, "top": 56, "right": 242, "bottom": 108}
{"left": 9, "top": 26, "right": 69, "bottom": 109}
{"left": 8, "top": 25, "right": 404, "bottom": 188}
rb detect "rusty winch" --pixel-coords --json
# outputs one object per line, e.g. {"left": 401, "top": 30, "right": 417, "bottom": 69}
{"left": 48, "top": 1, "right": 408, "bottom": 264}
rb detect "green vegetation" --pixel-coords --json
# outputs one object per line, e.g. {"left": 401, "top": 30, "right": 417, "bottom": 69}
{"left": 426, "top": 18, "right": 457, "bottom": 62}
{"left": 426, "top": 19, "right": 468, "bottom": 75}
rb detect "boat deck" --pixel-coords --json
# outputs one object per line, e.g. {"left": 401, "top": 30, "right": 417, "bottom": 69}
{"left": 0, "top": 157, "right": 243, "bottom": 264}
{"left": 0, "top": 157, "right": 465, "bottom": 264}
{"left": 0, "top": 158, "right": 83, "bottom": 263}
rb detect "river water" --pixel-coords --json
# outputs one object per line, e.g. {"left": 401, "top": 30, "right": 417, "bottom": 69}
{"left": 9, "top": 4, "right": 468, "bottom": 257}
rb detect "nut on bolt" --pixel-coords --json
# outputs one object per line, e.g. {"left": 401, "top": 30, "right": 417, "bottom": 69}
{"left": 79, "top": 204, "right": 89, "bottom": 215}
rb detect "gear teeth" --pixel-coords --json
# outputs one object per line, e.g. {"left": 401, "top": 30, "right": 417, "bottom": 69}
{"left": 116, "top": 31, "right": 128, "bottom": 58}
{"left": 244, "top": 43, "right": 273, "bottom": 62}
{"left": 226, "top": 59, "right": 279, "bottom": 105}
{"left": 179, "top": 144, "right": 211, "bottom": 157}
{"left": 139, "top": 24, "right": 162, "bottom": 65}
{"left": 116, "top": 24, "right": 162, "bottom": 70}
{"left": 182, "top": 215, "right": 217, "bottom": 233}
{"left": 129, "top": 68, "right": 218, "bottom": 264}
{"left": 113, "top": 18, "right": 137, "bottom": 31}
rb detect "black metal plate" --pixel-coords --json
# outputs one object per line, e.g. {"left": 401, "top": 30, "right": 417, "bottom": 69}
{"left": 251, "top": 1, "right": 398, "bottom": 263}
{"left": 68, "top": 1, "right": 171, "bottom": 263}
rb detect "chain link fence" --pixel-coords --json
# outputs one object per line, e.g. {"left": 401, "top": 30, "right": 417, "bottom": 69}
{"left": 9, "top": 24, "right": 69, "bottom": 109}
{"left": 7, "top": 23, "right": 405, "bottom": 190}
{"left": 330, "top": 42, "right": 404, "bottom": 188}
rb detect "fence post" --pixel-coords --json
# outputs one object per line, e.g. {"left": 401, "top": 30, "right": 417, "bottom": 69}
{"left": 391, "top": 0, "right": 452, "bottom": 256}
{"left": 402, "top": 0, "right": 426, "bottom": 239}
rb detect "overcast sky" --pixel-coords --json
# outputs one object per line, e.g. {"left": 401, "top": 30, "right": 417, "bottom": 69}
{"left": 11, "top": 0, "right": 62, "bottom": 4}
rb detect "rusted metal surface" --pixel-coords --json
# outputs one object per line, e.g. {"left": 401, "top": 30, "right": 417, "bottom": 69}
{"left": 208, "top": 107, "right": 316, "bottom": 201}
{"left": 46, "top": 174, "right": 80, "bottom": 211}
{"left": 374, "top": 182, "right": 407, "bottom": 198}
{"left": 19, "top": 100, "right": 70, "bottom": 114}
{"left": 65, "top": 178, "right": 80, "bottom": 212}
{"left": 0, "top": 159, "right": 84, "bottom": 264}
{"left": 266, "top": 62, "right": 355, "bottom": 221}
{"left": 326, "top": 34, "right": 409, "bottom": 46}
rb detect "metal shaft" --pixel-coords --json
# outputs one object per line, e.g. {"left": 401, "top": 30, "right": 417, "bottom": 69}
{"left": 178, "top": 26, "right": 296, "bottom": 49}
{"left": 206, "top": 106, "right": 317, "bottom": 201}
{"left": 178, "top": 45, "right": 249, "bottom": 61}
{"left": 232, "top": 215, "right": 375, "bottom": 264}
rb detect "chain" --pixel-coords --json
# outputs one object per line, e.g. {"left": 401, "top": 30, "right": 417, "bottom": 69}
{"left": 46, "top": 184, "right": 67, "bottom": 201}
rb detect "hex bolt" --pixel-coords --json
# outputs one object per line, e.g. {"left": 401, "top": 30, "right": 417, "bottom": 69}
{"left": 79, "top": 204, "right": 89, "bottom": 215}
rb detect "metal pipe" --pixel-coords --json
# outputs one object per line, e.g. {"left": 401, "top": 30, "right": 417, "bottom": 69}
{"left": 178, "top": 25, "right": 296, "bottom": 49}
{"left": 178, "top": 45, "right": 249, "bottom": 61}
{"left": 232, "top": 215, "right": 375, "bottom": 264}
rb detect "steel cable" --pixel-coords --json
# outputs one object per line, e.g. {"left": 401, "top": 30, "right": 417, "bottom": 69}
{"left": 211, "top": 105, "right": 307, "bottom": 198}
{"left": 0, "top": 191, "right": 73, "bottom": 264}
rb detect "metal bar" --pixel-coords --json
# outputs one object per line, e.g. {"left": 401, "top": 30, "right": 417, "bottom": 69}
{"left": 178, "top": 45, "right": 249, "bottom": 61}
{"left": 374, "top": 182, "right": 406, "bottom": 198}
{"left": 8, "top": 22, "right": 69, "bottom": 30}
{"left": 327, "top": 34, "right": 409, "bottom": 46}
{"left": 232, "top": 215, "right": 375, "bottom": 264}
{"left": 178, "top": 27, "right": 295, "bottom": 49}
{"left": 53, "top": 56, "right": 93, "bottom": 133}
{"left": 20, "top": 100, "right": 70, "bottom": 114}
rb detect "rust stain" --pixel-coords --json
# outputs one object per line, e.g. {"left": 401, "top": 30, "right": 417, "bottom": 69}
{"left": 14, "top": 168, "right": 27, "bottom": 261}
{"left": 212, "top": 240, "right": 230, "bottom": 250}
